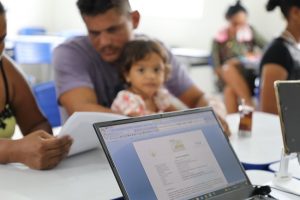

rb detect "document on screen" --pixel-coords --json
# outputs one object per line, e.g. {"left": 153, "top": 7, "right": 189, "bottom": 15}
{"left": 133, "top": 130, "right": 227, "bottom": 200}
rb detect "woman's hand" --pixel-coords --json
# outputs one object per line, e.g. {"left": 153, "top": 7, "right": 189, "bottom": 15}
{"left": 14, "top": 130, "right": 73, "bottom": 170}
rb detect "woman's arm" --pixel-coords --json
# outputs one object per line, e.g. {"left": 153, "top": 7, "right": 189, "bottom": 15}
{"left": 260, "top": 64, "right": 288, "bottom": 114}
{"left": 3, "top": 57, "right": 52, "bottom": 135}
{"left": 0, "top": 57, "right": 73, "bottom": 169}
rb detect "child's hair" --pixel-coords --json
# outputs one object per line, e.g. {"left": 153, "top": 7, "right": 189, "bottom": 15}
{"left": 118, "top": 39, "right": 171, "bottom": 84}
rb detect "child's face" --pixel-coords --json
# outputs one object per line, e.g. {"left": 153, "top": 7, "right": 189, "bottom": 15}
{"left": 125, "top": 52, "right": 166, "bottom": 98}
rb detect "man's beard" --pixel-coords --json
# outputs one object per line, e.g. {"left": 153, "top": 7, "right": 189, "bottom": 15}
{"left": 99, "top": 45, "right": 120, "bottom": 63}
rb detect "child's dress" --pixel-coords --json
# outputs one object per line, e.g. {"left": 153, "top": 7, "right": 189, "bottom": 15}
{"left": 111, "top": 88, "right": 172, "bottom": 116}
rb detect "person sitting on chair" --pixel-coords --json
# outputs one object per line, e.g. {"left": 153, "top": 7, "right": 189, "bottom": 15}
{"left": 260, "top": 0, "right": 300, "bottom": 114}
{"left": 211, "top": 0, "right": 267, "bottom": 113}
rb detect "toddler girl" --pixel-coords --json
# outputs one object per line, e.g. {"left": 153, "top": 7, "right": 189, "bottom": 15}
{"left": 111, "top": 40, "right": 177, "bottom": 116}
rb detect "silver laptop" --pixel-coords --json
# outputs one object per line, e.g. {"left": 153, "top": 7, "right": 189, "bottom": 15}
{"left": 93, "top": 108, "right": 273, "bottom": 200}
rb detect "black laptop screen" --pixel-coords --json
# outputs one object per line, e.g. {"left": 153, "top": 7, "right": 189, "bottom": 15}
{"left": 97, "top": 110, "right": 250, "bottom": 200}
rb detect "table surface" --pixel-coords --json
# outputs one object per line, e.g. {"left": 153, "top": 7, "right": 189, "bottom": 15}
{"left": 0, "top": 148, "right": 122, "bottom": 200}
{"left": 246, "top": 170, "right": 275, "bottom": 186}
{"left": 0, "top": 112, "right": 297, "bottom": 200}
{"left": 2, "top": 114, "right": 299, "bottom": 200}
{"left": 1, "top": 148, "right": 299, "bottom": 200}
{"left": 269, "top": 158, "right": 300, "bottom": 179}
{"left": 245, "top": 170, "right": 300, "bottom": 199}
{"left": 227, "top": 112, "right": 284, "bottom": 165}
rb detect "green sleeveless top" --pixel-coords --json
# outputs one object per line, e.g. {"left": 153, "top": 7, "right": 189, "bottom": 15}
{"left": 0, "top": 61, "right": 16, "bottom": 138}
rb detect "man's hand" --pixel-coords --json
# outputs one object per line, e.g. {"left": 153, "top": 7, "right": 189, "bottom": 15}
{"left": 217, "top": 115, "right": 231, "bottom": 137}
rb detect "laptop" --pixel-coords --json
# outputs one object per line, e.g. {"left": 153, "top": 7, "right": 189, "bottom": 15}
{"left": 93, "top": 108, "right": 273, "bottom": 200}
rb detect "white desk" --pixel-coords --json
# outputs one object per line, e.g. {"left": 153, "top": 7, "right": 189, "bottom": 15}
{"left": 226, "top": 112, "right": 283, "bottom": 169}
{"left": 2, "top": 123, "right": 299, "bottom": 199}
{"left": 268, "top": 182, "right": 300, "bottom": 199}
{"left": 269, "top": 158, "right": 300, "bottom": 179}
{"left": 0, "top": 148, "right": 122, "bottom": 200}
{"left": 246, "top": 170, "right": 300, "bottom": 199}
{"left": 171, "top": 47, "right": 210, "bottom": 66}
{"left": 246, "top": 170, "right": 275, "bottom": 186}
{"left": 1, "top": 149, "right": 298, "bottom": 200}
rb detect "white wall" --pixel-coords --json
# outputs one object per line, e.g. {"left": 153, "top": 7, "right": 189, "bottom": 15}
{"left": 136, "top": 0, "right": 285, "bottom": 49}
{"left": 2, "top": 0, "right": 54, "bottom": 35}
{"left": 51, "top": 0, "right": 86, "bottom": 34}
{"left": 2, "top": 0, "right": 286, "bottom": 50}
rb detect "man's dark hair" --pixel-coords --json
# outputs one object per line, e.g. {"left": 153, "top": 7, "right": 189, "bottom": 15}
{"left": 225, "top": 0, "right": 247, "bottom": 19}
{"left": 76, "top": 0, "right": 131, "bottom": 16}
{"left": 266, "top": 0, "right": 300, "bottom": 18}
{"left": 0, "top": 1, "right": 5, "bottom": 15}
{"left": 118, "top": 39, "right": 171, "bottom": 84}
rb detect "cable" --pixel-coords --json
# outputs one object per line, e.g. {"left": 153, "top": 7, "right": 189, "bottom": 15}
{"left": 252, "top": 185, "right": 278, "bottom": 199}
{"left": 253, "top": 184, "right": 300, "bottom": 198}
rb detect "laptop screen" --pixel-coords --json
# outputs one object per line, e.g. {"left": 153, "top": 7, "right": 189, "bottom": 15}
{"left": 96, "top": 109, "right": 251, "bottom": 200}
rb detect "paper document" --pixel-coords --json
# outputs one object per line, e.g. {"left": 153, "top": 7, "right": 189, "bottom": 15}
{"left": 59, "top": 112, "right": 127, "bottom": 156}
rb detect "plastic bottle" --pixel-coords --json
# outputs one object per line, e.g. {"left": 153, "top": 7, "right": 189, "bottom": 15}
{"left": 238, "top": 99, "right": 254, "bottom": 137}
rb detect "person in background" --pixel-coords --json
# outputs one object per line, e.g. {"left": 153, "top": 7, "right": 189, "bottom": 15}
{"left": 0, "top": 1, "right": 72, "bottom": 170}
{"left": 53, "top": 0, "right": 230, "bottom": 135}
{"left": 111, "top": 39, "right": 177, "bottom": 116}
{"left": 260, "top": 0, "right": 300, "bottom": 114}
{"left": 211, "top": 0, "right": 267, "bottom": 113}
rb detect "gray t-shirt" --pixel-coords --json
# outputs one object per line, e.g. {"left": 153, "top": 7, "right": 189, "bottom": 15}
{"left": 53, "top": 36, "right": 194, "bottom": 107}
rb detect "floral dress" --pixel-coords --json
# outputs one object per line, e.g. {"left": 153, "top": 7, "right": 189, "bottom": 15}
{"left": 111, "top": 88, "right": 172, "bottom": 116}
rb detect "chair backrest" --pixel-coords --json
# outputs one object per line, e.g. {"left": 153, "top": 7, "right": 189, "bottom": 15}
{"left": 33, "top": 81, "right": 61, "bottom": 127}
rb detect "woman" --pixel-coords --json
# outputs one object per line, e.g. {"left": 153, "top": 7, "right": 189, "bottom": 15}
{"left": 260, "top": 0, "right": 300, "bottom": 114}
{"left": 0, "top": 2, "right": 72, "bottom": 170}
{"left": 211, "top": 0, "right": 267, "bottom": 113}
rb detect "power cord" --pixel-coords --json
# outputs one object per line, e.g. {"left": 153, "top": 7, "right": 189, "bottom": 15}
{"left": 253, "top": 184, "right": 300, "bottom": 198}
{"left": 252, "top": 185, "right": 277, "bottom": 199}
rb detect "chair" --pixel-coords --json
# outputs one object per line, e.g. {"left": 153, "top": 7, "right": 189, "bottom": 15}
{"left": 32, "top": 81, "right": 61, "bottom": 127}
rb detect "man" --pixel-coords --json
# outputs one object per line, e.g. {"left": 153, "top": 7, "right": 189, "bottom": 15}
{"left": 53, "top": 0, "right": 229, "bottom": 135}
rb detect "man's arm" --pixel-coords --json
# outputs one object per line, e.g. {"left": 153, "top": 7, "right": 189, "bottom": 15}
{"left": 178, "top": 85, "right": 209, "bottom": 108}
{"left": 179, "top": 85, "right": 230, "bottom": 136}
{"left": 59, "top": 87, "right": 114, "bottom": 116}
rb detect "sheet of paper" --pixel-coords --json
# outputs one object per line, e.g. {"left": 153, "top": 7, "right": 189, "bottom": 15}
{"left": 59, "top": 112, "right": 127, "bottom": 156}
{"left": 133, "top": 130, "right": 227, "bottom": 200}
